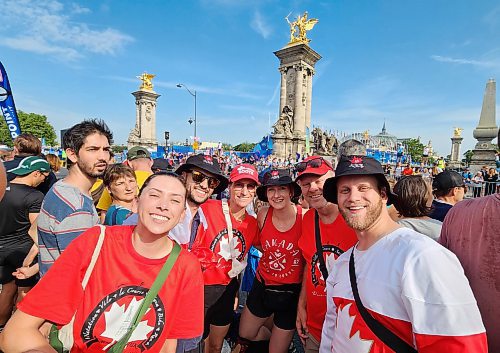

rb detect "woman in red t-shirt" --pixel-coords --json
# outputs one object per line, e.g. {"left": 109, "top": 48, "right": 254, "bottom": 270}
{"left": 239, "top": 169, "right": 304, "bottom": 353}
{"left": 0, "top": 173, "right": 204, "bottom": 353}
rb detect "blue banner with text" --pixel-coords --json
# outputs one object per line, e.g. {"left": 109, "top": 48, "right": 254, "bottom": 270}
{"left": 0, "top": 61, "right": 22, "bottom": 141}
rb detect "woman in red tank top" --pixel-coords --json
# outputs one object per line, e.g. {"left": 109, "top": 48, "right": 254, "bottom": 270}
{"left": 239, "top": 169, "right": 304, "bottom": 353}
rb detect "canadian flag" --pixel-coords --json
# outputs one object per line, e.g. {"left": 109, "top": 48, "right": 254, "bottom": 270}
{"left": 320, "top": 228, "right": 488, "bottom": 353}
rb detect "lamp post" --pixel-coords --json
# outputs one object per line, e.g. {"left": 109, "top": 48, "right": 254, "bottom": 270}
{"left": 176, "top": 83, "right": 197, "bottom": 142}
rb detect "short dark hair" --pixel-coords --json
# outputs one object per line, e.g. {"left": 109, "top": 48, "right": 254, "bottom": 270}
{"left": 138, "top": 172, "right": 184, "bottom": 197}
{"left": 338, "top": 139, "right": 366, "bottom": 157}
{"left": 62, "top": 119, "right": 113, "bottom": 155}
{"left": 393, "top": 175, "right": 431, "bottom": 217}
{"left": 14, "top": 133, "right": 41, "bottom": 155}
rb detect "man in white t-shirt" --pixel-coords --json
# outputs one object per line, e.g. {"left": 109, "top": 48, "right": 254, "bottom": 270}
{"left": 319, "top": 155, "right": 487, "bottom": 353}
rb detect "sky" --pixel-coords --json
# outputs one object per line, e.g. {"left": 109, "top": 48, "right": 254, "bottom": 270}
{"left": 1, "top": 0, "right": 500, "bottom": 156}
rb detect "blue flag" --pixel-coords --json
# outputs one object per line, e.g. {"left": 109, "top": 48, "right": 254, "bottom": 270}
{"left": 0, "top": 61, "right": 22, "bottom": 141}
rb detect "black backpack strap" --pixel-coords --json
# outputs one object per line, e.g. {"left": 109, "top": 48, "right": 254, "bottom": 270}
{"left": 349, "top": 250, "right": 417, "bottom": 353}
{"left": 314, "top": 210, "right": 329, "bottom": 281}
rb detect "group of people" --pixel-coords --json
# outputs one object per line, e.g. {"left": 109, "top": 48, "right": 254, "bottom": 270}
{"left": 0, "top": 119, "right": 498, "bottom": 353}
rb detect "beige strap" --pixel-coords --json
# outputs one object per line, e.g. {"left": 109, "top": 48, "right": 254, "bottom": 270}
{"left": 81, "top": 225, "right": 106, "bottom": 289}
{"left": 221, "top": 199, "right": 235, "bottom": 259}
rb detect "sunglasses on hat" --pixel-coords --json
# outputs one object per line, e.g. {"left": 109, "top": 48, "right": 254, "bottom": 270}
{"left": 295, "top": 157, "right": 332, "bottom": 173}
{"left": 191, "top": 170, "right": 221, "bottom": 189}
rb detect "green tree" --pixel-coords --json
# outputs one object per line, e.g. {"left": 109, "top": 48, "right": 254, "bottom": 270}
{"left": 233, "top": 142, "right": 256, "bottom": 152}
{"left": 0, "top": 110, "right": 57, "bottom": 146}
{"left": 111, "top": 145, "right": 127, "bottom": 153}
{"left": 463, "top": 150, "right": 474, "bottom": 166}
{"left": 222, "top": 143, "right": 232, "bottom": 151}
{"left": 404, "top": 138, "right": 425, "bottom": 163}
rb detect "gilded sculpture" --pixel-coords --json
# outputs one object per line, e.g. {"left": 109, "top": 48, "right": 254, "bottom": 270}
{"left": 137, "top": 72, "right": 155, "bottom": 91}
{"left": 286, "top": 11, "right": 318, "bottom": 45}
{"left": 453, "top": 127, "right": 463, "bottom": 138}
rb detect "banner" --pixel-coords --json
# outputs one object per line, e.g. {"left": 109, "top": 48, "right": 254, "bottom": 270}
{"left": 0, "top": 62, "right": 22, "bottom": 141}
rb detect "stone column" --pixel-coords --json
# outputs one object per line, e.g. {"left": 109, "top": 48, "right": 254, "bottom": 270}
{"left": 128, "top": 90, "right": 160, "bottom": 149}
{"left": 449, "top": 136, "right": 463, "bottom": 167}
{"left": 470, "top": 78, "right": 499, "bottom": 173}
{"left": 272, "top": 43, "right": 321, "bottom": 158}
{"left": 279, "top": 67, "right": 287, "bottom": 115}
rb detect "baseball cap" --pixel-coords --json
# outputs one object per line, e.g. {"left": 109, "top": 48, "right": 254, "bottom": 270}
{"left": 295, "top": 156, "right": 333, "bottom": 181}
{"left": 8, "top": 156, "right": 50, "bottom": 176}
{"left": 127, "top": 146, "right": 151, "bottom": 161}
{"left": 432, "top": 170, "right": 464, "bottom": 192}
{"left": 323, "top": 155, "right": 395, "bottom": 205}
{"left": 230, "top": 164, "right": 259, "bottom": 184}
{"left": 0, "top": 145, "right": 13, "bottom": 152}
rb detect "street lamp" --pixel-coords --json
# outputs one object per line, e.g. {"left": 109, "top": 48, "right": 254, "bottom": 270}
{"left": 176, "top": 83, "right": 197, "bottom": 142}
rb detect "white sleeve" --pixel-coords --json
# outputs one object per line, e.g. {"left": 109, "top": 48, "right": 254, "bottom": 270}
{"left": 400, "top": 247, "right": 485, "bottom": 337}
{"left": 319, "top": 266, "right": 337, "bottom": 353}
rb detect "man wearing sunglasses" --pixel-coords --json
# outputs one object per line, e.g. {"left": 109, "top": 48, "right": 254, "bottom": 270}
{"left": 177, "top": 159, "right": 261, "bottom": 353}
{"left": 295, "top": 156, "right": 358, "bottom": 353}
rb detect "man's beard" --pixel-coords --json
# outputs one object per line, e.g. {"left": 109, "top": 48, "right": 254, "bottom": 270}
{"left": 77, "top": 159, "right": 107, "bottom": 178}
{"left": 339, "top": 197, "right": 383, "bottom": 231}
{"left": 186, "top": 186, "right": 210, "bottom": 205}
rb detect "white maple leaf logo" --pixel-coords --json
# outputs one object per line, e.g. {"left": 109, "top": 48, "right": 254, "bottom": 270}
{"left": 332, "top": 303, "right": 373, "bottom": 353}
{"left": 317, "top": 253, "right": 337, "bottom": 292}
{"left": 100, "top": 297, "right": 154, "bottom": 350}
{"left": 218, "top": 235, "right": 241, "bottom": 261}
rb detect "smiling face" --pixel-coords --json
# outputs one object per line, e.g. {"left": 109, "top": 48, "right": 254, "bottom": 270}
{"left": 184, "top": 167, "right": 217, "bottom": 205}
{"left": 137, "top": 175, "right": 186, "bottom": 236}
{"left": 337, "top": 175, "right": 386, "bottom": 231}
{"left": 298, "top": 171, "right": 334, "bottom": 210}
{"left": 229, "top": 179, "right": 257, "bottom": 209}
{"left": 266, "top": 184, "right": 292, "bottom": 210}
{"left": 108, "top": 175, "right": 138, "bottom": 203}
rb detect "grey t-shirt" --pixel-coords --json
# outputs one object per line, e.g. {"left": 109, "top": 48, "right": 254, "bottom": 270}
{"left": 397, "top": 218, "right": 442, "bottom": 241}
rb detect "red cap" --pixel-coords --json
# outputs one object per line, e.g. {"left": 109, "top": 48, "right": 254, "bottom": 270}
{"left": 296, "top": 156, "right": 333, "bottom": 180}
{"left": 230, "top": 164, "right": 259, "bottom": 184}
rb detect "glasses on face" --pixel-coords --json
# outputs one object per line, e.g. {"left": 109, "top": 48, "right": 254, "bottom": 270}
{"left": 191, "top": 170, "right": 221, "bottom": 189}
{"left": 295, "top": 157, "right": 332, "bottom": 173}
{"left": 232, "top": 182, "right": 257, "bottom": 192}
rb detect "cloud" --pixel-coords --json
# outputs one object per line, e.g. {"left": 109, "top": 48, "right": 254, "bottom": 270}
{"left": 430, "top": 55, "right": 500, "bottom": 69}
{"left": 483, "top": 5, "right": 500, "bottom": 28}
{"left": 251, "top": 11, "right": 272, "bottom": 39}
{"left": 0, "top": 0, "right": 133, "bottom": 62}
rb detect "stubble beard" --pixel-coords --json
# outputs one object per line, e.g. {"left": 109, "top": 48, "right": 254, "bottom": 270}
{"left": 77, "top": 160, "right": 107, "bottom": 178}
{"left": 340, "top": 197, "right": 383, "bottom": 231}
{"left": 186, "top": 185, "right": 210, "bottom": 205}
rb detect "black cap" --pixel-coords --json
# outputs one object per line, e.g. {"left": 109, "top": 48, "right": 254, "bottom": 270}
{"left": 432, "top": 170, "right": 464, "bottom": 192}
{"left": 256, "top": 169, "right": 301, "bottom": 202}
{"left": 323, "top": 155, "right": 395, "bottom": 204}
{"left": 175, "top": 154, "right": 229, "bottom": 194}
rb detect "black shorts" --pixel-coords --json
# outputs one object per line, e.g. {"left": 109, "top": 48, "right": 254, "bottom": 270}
{"left": 246, "top": 277, "right": 301, "bottom": 330}
{"left": 0, "top": 243, "right": 39, "bottom": 287}
{"left": 203, "top": 278, "right": 240, "bottom": 338}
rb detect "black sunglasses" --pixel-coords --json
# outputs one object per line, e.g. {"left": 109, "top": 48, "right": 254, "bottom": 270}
{"left": 295, "top": 157, "right": 332, "bottom": 173}
{"left": 191, "top": 170, "right": 221, "bottom": 189}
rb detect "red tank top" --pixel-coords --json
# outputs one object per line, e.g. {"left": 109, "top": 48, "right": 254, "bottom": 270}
{"left": 256, "top": 206, "right": 304, "bottom": 285}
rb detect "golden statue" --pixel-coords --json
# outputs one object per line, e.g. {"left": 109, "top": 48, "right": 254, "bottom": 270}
{"left": 363, "top": 130, "right": 370, "bottom": 141}
{"left": 453, "top": 127, "right": 463, "bottom": 137}
{"left": 286, "top": 11, "right": 318, "bottom": 45}
{"left": 137, "top": 72, "right": 155, "bottom": 91}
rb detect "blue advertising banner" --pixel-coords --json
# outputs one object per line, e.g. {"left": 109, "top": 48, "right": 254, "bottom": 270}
{"left": 0, "top": 61, "right": 22, "bottom": 141}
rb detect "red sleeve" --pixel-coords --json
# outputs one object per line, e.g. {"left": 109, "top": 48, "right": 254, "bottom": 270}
{"left": 415, "top": 332, "right": 488, "bottom": 353}
{"left": 166, "top": 251, "right": 204, "bottom": 339}
{"left": 17, "top": 226, "right": 101, "bottom": 325}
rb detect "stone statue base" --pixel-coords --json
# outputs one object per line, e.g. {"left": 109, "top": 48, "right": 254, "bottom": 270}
{"left": 469, "top": 140, "right": 497, "bottom": 174}
{"left": 127, "top": 89, "right": 160, "bottom": 150}
{"left": 272, "top": 135, "right": 306, "bottom": 159}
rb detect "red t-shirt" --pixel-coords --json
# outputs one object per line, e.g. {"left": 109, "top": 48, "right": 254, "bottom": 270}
{"left": 255, "top": 207, "right": 304, "bottom": 285}
{"left": 18, "top": 225, "right": 204, "bottom": 353}
{"left": 298, "top": 209, "right": 358, "bottom": 341}
{"left": 190, "top": 199, "right": 258, "bottom": 285}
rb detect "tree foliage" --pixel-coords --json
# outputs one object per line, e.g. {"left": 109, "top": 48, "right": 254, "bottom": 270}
{"left": 403, "top": 138, "right": 425, "bottom": 163}
{"left": 233, "top": 142, "right": 256, "bottom": 152}
{"left": 463, "top": 150, "right": 474, "bottom": 165}
{"left": 111, "top": 145, "right": 127, "bottom": 153}
{"left": 0, "top": 110, "right": 57, "bottom": 146}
